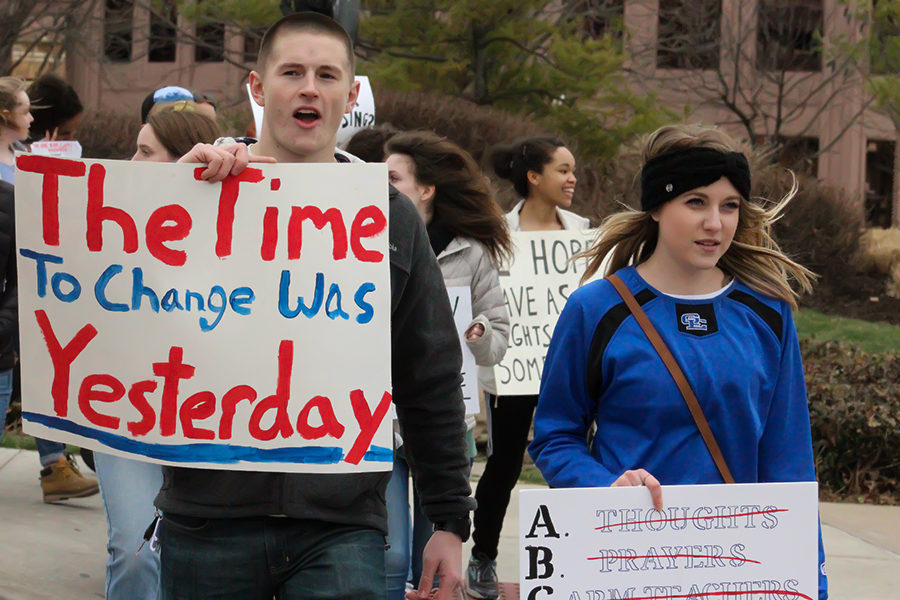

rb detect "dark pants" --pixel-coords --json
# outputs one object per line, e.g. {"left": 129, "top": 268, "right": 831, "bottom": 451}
{"left": 471, "top": 393, "right": 538, "bottom": 560}
{"left": 160, "top": 514, "right": 385, "bottom": 600}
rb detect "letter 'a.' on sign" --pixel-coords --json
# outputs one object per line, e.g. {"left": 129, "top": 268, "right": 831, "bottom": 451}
{"left": 519, "top": 482, "right": 819, "bottom": 600}
{"left": 15, "top": 156, "right": 392, "bottom": 473}
{"left": 446, "top": 286, "right": 479, "bottom": 415}
{"left": 493, "top": 230, "right": 598, "bottom": 396}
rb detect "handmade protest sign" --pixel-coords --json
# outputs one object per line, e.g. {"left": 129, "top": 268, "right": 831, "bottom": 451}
{"left": 446, "top": 286, "right": 479, "bottom": 415}
{"left": 493, "top": 230, "right": 597, "bottom": 396}
{"left": 520, "top": 482, "right": 819, "bottom": 600}
{"left": 29, "top": 141, "right": 82, "bottom": 158}
{"left": 337, "top": 76, "right": 375, "bottom": 146}
{"left": 15, "top": 156, "right": 392, "bottom": 473}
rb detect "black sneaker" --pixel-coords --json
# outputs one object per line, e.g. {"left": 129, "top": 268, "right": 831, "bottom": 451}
{"left": 466, "top": 552, "right": 498, "bottom": 600}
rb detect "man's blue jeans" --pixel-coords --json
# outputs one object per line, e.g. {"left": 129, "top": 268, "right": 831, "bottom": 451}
{"left": 159, "top": 514, "right": 385, "bottom": 600}
{"left": 95, "top": 452, "right": 162, "bottom": 600}
{"left": 0, "top": 367, "right": 65, "bottom": 465}
{"left": 0, "top": 368, "right": 12, "bottom": 439}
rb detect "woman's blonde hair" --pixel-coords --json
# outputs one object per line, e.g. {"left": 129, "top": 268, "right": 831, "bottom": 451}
{"left": 580, "top": 124, "right": 815, "bottom": 308}
{"left": 0, "top": 77, "right": 28, "bottom": 129}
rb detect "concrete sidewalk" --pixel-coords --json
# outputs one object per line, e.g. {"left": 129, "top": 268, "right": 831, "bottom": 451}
{"left": 1, "top": 447, "right": 899, "bottom": 599}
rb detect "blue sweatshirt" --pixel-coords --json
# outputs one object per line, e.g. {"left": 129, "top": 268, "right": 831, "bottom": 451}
{"left": 529, "top": 266, "right": 827, "bottom": 598}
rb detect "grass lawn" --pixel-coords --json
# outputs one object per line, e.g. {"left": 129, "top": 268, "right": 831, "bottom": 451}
{"left": 0, "top": 431, "right": 80, "bottom": 454}
{"left": 795, "top": 307, "right": 900, "bottom": 353}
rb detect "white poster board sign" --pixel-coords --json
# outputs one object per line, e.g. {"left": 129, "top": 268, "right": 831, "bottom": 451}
{"left": 30, "top": 141, "right": 82, "bottom": 158}
{"left": 15, "top": 155, "right": 392, "bottom": 473}
{"left": 520, "top": 483, "right": 819, "bottom": 600}
{"left": 493, "top": 230, "right": 596, "bottom": 396}
{"left": 246, "top": 82, "right": 264, "bottom": 138}
{"left": 337, "top": 76, "right": 375, "bottom": 146}
{"left": 446, "top": 286, "right": 479, "bottom": 415}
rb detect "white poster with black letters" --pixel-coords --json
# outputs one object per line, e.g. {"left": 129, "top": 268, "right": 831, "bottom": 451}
{"left": 493, "top": 230, "right": 597, "bottom": 396}
{"left": 519, "top": 482, "right": 819, "bottom": 600}
{"left": 446, "top": 286, "right": 479, "bottom": 415}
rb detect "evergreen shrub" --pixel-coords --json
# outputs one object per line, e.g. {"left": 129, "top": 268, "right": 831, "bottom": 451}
{"left": 77, "top": 110, "right": 140, "bottom": 160}
{"left": 803, "top": 339, "right": 900, "bottom": 503}
{"left": 373, "top": 88, "right": 610, "bottom": 222}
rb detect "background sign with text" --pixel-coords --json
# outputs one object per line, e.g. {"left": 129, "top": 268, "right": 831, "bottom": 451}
{"left": 493, "top": 230, "right": 596, "bottom": 396}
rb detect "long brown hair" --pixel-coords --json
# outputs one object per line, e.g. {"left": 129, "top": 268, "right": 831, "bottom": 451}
{"left": 386, "top": 130, "right": 512, "bottom": 265}
{"left": 579, "top": 124, "right": 815, "bottom": 308}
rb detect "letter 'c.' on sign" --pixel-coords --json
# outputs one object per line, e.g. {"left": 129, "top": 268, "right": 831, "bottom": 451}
{"left": 519, "top": 482, "right": 819, "bottom": 600}
{"left": 15, "top": 156, "right": 393, "bottom": 473}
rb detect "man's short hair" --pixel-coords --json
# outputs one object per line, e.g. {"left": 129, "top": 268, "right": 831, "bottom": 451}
{"left": 257, "top": 12, "right": 355, "bottom": 72}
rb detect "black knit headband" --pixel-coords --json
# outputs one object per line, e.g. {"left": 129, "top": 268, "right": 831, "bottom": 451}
{"left": 640, "top": 147, "right": 751, "bottom": 212}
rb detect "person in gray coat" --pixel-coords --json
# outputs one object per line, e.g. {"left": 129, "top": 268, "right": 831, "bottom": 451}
{"left": 383, "top": 130, "right": 512, "bottom": 599}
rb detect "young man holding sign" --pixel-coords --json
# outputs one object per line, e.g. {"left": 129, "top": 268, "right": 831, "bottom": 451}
{"left": 155, "top": 12, "right": 473, "bottom": 600}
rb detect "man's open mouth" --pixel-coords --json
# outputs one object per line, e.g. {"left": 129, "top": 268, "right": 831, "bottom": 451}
{"left": 294, "top": 108, "right": 321, "bottom": 123}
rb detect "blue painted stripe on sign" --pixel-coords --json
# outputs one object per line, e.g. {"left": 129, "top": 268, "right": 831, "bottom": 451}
{"left": 22, "top": 412, "right": 388, "bottom": 464}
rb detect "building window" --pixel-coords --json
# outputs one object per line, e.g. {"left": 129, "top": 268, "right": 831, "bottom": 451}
{"left": 149, "top": 0, "right": 177, "bottom": 63}
{"left": 104, "top": 0, "right": 133, "bottom": 62}
{"left": 866, "top": 140, "right": 895, "bottom": 227}
{"left": 657, "top": 0, "right": 721, "bottom": 69}
{"left": 576, "top": 0, "right": 626, "bottom": 40}
{"left": 196, "top": 22, "right": 225, "bottom": 62}
{"left": 757, "top": 0, "right": 823, "bottom": 72}
{"left": 776, "top": 136, "right": 820, "bottom": 175}
{"left": 243, "top": 27, "right": 266, "bottom": 64}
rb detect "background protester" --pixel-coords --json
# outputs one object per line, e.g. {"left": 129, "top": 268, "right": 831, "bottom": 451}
{"left": 0, "top": 74, "right": 98, "bottom": 502}
{"left": 139, "top": 86, "right": 194, "bottom": 124}
{"left": 94, "top": 101, "right": 220, "bottom": 600}
{"left": 0, "top": 181, "right": 16, "bottom": 453}
{"left": 344, "top": 123, "right": 398, "bottom": 163}
{"left": 190, "top": 92, "right": 218, "bottom": 121}
{"left": 383, "top": 130, "right": 511, "bottom": 598}
{"left": 465, "top": 136, "right": 589, "bottom": 599}
{"left": 529, "top": 123, "right": 828, "bottom": 600}
{"left": 26, "top": 73, "right": 84, "bottom": 143}
{"left": 0, "top": 77, "right": 31, "bottom": 183}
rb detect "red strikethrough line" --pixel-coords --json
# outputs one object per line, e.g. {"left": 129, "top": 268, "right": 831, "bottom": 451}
{"left": 595, "top": 508, "right": 789, "bottom": 530}
{"left": 586, "top": 554, "right": 761, "bottom": 565}
{"left": 594, "top": 590, "right": 813, "bottom": 600}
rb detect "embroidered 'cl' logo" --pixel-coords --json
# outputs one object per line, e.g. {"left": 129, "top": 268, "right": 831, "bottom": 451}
{"left": 680, "top": 313, "right": 708, "bottom": 331}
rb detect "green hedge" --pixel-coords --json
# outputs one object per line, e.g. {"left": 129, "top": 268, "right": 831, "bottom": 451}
{"left": 803, "top": 339, "right": 900, "bottom": 503}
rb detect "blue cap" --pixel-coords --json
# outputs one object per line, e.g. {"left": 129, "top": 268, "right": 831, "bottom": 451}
{"left": 141, "top": 86, "right": 194, "bottom": 123}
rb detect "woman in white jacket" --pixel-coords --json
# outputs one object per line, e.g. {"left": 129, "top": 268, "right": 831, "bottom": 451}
{"left": 466, "top": 136, "right": 590, "bottom": 599}
{"left": 383, "top": 130, "right": 512, "bottom": 599}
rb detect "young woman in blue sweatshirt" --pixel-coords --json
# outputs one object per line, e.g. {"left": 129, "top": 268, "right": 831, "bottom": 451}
{"left": 529, "top": 124, "right": 827, "bottom": 599}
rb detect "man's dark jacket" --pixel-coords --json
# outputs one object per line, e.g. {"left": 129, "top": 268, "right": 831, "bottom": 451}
{"left": 0, "top": 181, "right": 17, "bottom": 370}
{"left": 155, "top": 183, "right": 475, "bottom": 532}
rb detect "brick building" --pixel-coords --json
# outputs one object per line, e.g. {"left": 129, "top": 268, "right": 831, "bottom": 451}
{"left": 10, "top": 0, "right": 899, "bottom": 224}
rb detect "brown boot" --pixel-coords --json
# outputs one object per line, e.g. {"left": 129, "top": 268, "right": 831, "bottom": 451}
{"left": 40, "top": 454, "right": 100, "bottom": 503}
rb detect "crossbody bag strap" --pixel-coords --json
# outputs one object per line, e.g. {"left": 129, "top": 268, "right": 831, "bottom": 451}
{"left": 607, "top": 273, "right": 736, "bottom": 484}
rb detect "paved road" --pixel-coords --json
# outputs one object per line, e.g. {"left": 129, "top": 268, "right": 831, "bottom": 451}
{"left": 1, "top": 449, "right": 898, "bottom": 599}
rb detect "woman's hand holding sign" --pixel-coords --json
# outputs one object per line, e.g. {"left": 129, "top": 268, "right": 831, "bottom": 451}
{"left": 613, "top": 468, "right": 664, "bottom": 510}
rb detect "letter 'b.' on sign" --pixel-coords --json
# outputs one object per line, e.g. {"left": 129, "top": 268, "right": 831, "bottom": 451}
{"left": 15, "top": 157, "right": 393, "bottom": 473}
{"left": 519, "top": 483, "right": 819, "bottom": 600}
